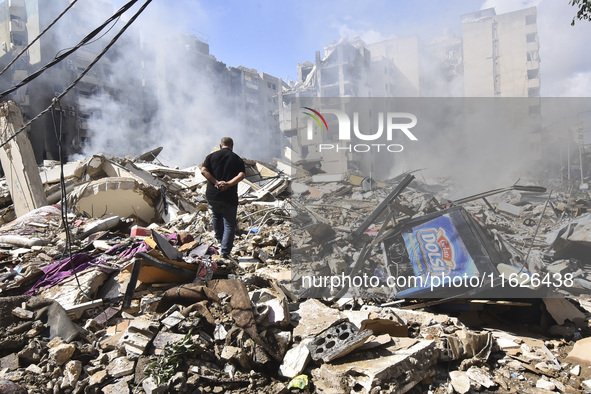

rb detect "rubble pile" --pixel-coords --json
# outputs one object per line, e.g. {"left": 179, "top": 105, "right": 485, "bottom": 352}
{"left": 0, "top": 150, "right": 591, "bottom": 393}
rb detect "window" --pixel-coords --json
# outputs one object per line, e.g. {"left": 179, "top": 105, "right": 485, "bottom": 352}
{"left": 526, "top": 33, "right": 536, "bottom": 43}
{"left": 526, "top": 14, "right": 536, "bottom": 25}
{"left": 527, "top": 69, "right": 539, "bottom": 79}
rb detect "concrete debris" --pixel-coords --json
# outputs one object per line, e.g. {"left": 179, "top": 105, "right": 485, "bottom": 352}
{"left": 449, "top": 370, "right": 471, "bottom": 393}
{"left": 312, "top": 338, "right": 438, "bottom": 393}
{"left": 0, "top": 148, "right": 591, "bottom": 393}
{"left": 117, "top": 318, "right": 159, "bottom": 359}
{"left": 308, "top": 320, "right": 373, "bottom": 363}
{"left": 279, "top": 339, "right": 311, "bottom": 379}
{"left": 0, "top": 102, "right": 48, "bottom": 218}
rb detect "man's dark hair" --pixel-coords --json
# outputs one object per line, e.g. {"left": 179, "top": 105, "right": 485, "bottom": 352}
{"left": 221, "top": 137, "right": 234, "bottom": 148}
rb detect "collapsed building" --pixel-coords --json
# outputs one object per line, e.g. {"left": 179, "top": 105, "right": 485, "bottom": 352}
{"left": 0, "top": 101, "right": 590, "bottom": 393}
{"left": 1, "top": 2, "right": 591, "bottom": 393}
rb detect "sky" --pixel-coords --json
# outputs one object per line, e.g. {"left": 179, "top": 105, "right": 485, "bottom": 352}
{"left": 64, "top": 0, "right": 591, "bottom": 181}
{"left": 108, "top": 0, "right": 591, "bottom": 96}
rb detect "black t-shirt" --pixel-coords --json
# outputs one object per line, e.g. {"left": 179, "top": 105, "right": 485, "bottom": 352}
{"left": 202, "top": 148, "right": 245, "bottom": 205}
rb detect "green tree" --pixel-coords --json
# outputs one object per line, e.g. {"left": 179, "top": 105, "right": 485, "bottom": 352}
{"left": 570, "top": 0, "right": 591, "bottom": 25}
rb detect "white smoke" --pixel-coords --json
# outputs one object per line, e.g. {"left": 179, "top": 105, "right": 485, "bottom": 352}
{"left": 63, "top": 1, "right": 267, "bottom": 167}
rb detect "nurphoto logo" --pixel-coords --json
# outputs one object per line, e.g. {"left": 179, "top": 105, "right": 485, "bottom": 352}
{"left": 302, "top": 107, "right": 418, "bottom": 153}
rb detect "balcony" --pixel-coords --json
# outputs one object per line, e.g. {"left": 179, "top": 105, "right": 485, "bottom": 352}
{"left": 8, "top": 1, "right": 26, "bottom": 20}
{"left": 527, "top": 77, "right": 540, "bottom": 89}
{"left": 80, "top": 74, "right": 102, "bottom": 87}
{"left": 9, "top": 19, "right": 25, "bottom": 32}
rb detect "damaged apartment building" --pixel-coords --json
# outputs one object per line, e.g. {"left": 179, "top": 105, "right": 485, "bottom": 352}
{"left": 0, "top": 0, "right": 287, "bottom": 165}
{"left": 0, "top": 0, "right": 144, "bottom": 162}
{"left": 278, "top": 6, "right": 547, "bottom": 180}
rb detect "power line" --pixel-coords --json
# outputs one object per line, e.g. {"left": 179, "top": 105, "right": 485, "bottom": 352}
{"left": 0, "top": 0, "right": 141, "bottom": 101}
{"left": 0, "top": 0, "right": 153, "bottom": 150}
{"left": 0, "top": 0, "right": 80, "bottom": 77}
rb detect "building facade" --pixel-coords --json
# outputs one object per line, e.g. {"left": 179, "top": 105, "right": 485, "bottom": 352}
{"left": 280, "top": 6, "right": 543, "bottom": 177}
{"left": 462, "top": 7, "right": 540, "bottom": 97}
{"left": 0, "top": 0, "right": 137, "bottom": 162}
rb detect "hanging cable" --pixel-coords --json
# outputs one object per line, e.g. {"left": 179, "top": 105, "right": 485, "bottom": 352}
{"left": 55, "top": 17, "right": 122, "bottom": 58}
{"left": 0, "top": 0, "right": 80, "bottom": 77}
{"left": 0, "top": 0, "right": 141, "bottom": 100}
{"left": 0, "top": 0, "right": 153, "bottom": 150}
{"left": 51, "top": 99, "right": 88, "bottom": 297}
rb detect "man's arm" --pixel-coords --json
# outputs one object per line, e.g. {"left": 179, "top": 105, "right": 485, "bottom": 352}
{"left": 218, "top": 172, "right": 245, "bottom": 191}
{"left": 201, "top": 166, "right": 222, "bottom": 189}
{"left": 226, "top": 172, "right": 245, "bottom": 187}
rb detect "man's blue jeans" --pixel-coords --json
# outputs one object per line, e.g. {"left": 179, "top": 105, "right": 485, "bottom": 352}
{"left": 209, "top": 202, "right": 238, "bottom": 256}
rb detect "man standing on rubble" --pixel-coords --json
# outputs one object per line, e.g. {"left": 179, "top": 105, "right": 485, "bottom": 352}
{"left": 201, "top": 137, "right": 245, "bottom": 259}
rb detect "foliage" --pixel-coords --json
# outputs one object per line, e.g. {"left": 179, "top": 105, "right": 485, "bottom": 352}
{"left": 570, "top": 0, "right": 591, "bottom": 25}
{"left": 144, "top": 329, "right": 196, "bottom": 386}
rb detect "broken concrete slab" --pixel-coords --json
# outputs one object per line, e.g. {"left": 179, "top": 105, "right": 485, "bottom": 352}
{"left": 0, "top": 101, "right": 48, "bottom": 217}
{"left": 496, "top": 201, "right": 522, "bottom": 217}
{"left": 566, "top": 337, "right": 591, "bottom": 365}
{"left": 263, "top": 298, "right": 290, "bottom": 327}
{"left": 466, "top": 366, "right": 496, "bottom": 389}
{"left": 308, "top": 321, "right": 372, "bottom": 363}
{"left": 69, "top": 177, "right": 162, "bottom": 224}
{"left": 279, "top": 339, "right": 311, "bottom": 379}
{"left": 311, "top": 338, "right": 438, "bottom": 394}
{"left": 449, "top": 370, "right": 471, "bottom": 394}
{"left": 40, "top": 268, "right": 108, "bottom": 320}
{"left": 311, "top": 173, "right": 345, "bottom": 183}
{"left": 161, "top": 311, "right": 185, "bottom": 329}
{"left": 11, "top": 306, "right": 33, "bottom": 320}
{"left": 118, "top": 318, "right": 159, "bottom": 359}
{"left": 107, "top": 356, "right": 136, "bottom": 378}
{"left": 151, "top": 332, "right": 186, "bottom": 355}
{"left": 543, "top": 297, "right": 586, "bottom": 327}
{"left": 292, "top": 299, "right": 343, "bottom": 339}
